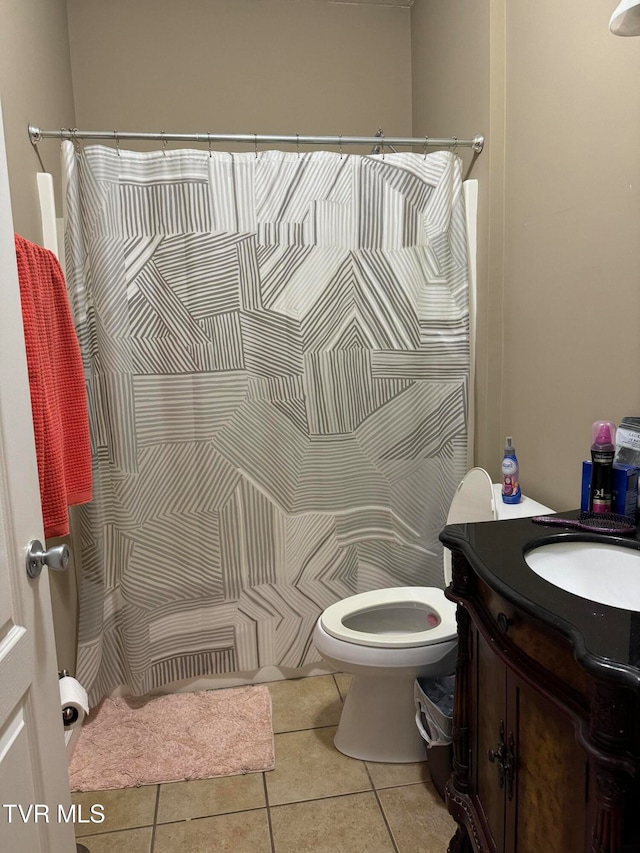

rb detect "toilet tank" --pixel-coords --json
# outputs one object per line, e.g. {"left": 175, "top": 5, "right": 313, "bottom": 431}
{"left": 443, "top": 468, "right": 554, "bottom": 585}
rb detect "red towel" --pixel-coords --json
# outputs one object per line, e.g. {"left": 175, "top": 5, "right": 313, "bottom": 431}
{"left": 15, "top": 234, "right": 92, "bottom": 538}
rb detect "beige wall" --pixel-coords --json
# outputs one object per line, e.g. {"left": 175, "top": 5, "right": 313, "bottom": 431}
{"left": 410, "top": 0, "right": 496, "bottom": 477}
{"left": 412, "top": 0, "right": 640, "bottom": 511}
{"left": 503, "top": 0, "right": 640, "bottom": 510}
{"left": 66, "top": 0, "right": 412, "bottom": 151}
{"left": 0, "top": 0, "right": 75, "bottom": 241}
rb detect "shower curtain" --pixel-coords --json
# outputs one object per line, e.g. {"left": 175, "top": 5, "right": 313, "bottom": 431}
{"left": 62, "top": 142, "right": 471, "bottom": 703}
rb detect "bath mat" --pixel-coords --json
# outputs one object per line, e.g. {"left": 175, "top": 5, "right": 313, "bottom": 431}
{"left": 68, "top": 685, "right": 274, "bottom": 791}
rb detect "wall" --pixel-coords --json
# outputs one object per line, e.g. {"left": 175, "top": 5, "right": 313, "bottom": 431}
{"left": 412, "top": 0, "right": 640, "bottom": 511}
{"left": 503, "top": 0, "right": 640, "bottom": 510}
{"left": 0, "top": 0, "right": 76, "bottom": 241}
{"left": 410, "top": 0, "right": 495, "bottom": 475}
{"left": 66, "top": 0, "right": 412, "bottom": 151}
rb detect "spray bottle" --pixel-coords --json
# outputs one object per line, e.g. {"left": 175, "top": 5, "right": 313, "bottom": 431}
{"left": 501, "top": 436, "right": 522, "bottom": 504}
{"left": 589, "top": 420, "right": 616, "bottom": 513}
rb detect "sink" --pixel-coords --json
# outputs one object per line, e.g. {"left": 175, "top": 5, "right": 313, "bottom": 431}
{"left": 524, "top": 540, "right": 640, "bottom": 611}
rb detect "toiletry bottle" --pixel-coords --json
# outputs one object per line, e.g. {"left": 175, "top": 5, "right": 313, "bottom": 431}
{"left": 501, "top": 436, "right": 521, "bottom": 504}
{"left": 589, "top": 420, "right": 616, "bottom": 513}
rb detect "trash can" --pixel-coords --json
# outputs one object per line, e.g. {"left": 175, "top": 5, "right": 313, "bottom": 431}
{"left": 414, "top": 675, "right": 455, "bottom": 801}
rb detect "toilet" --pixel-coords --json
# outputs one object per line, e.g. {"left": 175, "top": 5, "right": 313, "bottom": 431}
{"left": 312, "top": 468, "right": 553, "bottom": 763}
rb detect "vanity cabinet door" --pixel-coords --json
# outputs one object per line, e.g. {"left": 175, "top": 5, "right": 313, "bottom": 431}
{"left": 474, "top": 631, "right": 588, "bottom": 853}
{"left": 475, "top": 629, "right": 508, "bottom": 851}
{"left": 508, "top": 671, "right": 588, "bottom": 853}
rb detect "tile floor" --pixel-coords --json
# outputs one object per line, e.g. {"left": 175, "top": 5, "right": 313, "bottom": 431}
{"left": 73, "top": 673, "right": 456, "bottom": 852}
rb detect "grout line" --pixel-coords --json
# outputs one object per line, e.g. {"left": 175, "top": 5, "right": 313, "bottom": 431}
{"left": 149, "top": 805, "right": 271, "bottom": 827}
{"left": 75, "top": 823, "right": 153, "bottom": 839}
{"left": 262, "top": 772, "right": 277, "bottom": 853}
{"left": 273, "top": 722, "right": 339, "bottom": 735}
{"left": 332, "top": 673, "right": 347, "bottom": 703}
{"left": 149, "top": 784, "right": 160, "bottom": 852}
{"left": 371, "top": 779, "right": 432, "bottom": 792}
{"left": 269, "top": 786, "right": 376, "bottom": 809}
{"left": 363, "top": 764, "right": 400, "bottom": 853}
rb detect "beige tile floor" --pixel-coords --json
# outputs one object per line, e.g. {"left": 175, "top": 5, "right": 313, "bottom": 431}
{"left": 73, "top": 674, "right": 456, "bottom": 852}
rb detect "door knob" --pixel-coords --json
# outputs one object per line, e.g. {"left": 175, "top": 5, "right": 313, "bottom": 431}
{"left": 26, "top": 539, "right": 70, "bottom": 578}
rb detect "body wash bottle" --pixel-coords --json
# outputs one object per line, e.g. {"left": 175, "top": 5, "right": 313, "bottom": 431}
{"left": 501, "top": 436, "right": 521, "bottom": 504}
{"left": 589, "top": 420, "right": 616, "bottom": 513}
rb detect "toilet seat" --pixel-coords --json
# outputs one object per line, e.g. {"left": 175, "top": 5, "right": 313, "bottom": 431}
{"left": 320, "top": 587, "right": 457, "bottom": 649}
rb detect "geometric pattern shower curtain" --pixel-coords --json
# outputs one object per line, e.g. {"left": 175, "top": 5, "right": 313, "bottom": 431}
{"left": 62, "top": 143, "right": 470, "bottom": 703}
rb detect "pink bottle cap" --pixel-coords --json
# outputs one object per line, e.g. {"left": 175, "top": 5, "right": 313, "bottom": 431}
{"left": 591, "top": 420, "right": 616, "bottom": 449}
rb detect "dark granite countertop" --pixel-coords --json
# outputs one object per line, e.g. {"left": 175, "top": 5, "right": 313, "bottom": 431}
{"left": 440, "top": 511, "right": 640, "bottom": 691}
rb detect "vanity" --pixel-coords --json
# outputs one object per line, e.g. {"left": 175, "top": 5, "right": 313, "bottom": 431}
{"left": 439, "top": 513, "right": 640, "bottom": 853}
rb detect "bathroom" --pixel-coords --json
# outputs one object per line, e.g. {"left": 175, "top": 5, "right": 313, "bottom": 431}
{"left": 1, "top": 0, "right": 640, "bottom": 851}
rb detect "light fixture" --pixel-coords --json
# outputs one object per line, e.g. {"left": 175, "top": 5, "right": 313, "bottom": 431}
{"left": 610, "top": 0, "right": 640, "bottom": 36}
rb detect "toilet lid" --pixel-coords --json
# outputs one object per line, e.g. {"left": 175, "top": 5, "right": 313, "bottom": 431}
{"left": 320, "top": 587, "right": 458, "bottom": 649}
{"left": 446, "top": 467, "right": 497, "bottom": 526}
{"left": 443, "top": 467, "right": 497, "bottom": 584}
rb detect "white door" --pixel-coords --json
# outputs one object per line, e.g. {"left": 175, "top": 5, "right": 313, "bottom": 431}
{"left": 0, "top": 102, "right": 76, "bottom": 851}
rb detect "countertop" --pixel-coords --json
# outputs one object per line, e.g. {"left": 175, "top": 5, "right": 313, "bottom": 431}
{"left": 440, "top": 510, "right": 640, "bottom": 691}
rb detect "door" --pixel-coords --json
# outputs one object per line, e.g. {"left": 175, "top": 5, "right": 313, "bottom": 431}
{"left": 0, "top": 101, "right": 76, "bottom": 851}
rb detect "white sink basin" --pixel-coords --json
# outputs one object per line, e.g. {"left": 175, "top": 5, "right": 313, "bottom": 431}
{"left": 524, "top": 540, "right": 640, "bottom": 611}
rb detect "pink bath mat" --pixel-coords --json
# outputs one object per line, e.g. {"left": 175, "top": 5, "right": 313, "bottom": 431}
{"left": 68, "top": 685, "right": 274, "bottom": 791}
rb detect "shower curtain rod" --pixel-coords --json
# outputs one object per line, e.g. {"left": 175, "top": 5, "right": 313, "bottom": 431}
{"left": 28, "top": 125, "right": 485, "bottom": 153}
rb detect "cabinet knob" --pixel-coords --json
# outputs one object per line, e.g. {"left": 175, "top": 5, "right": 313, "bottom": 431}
{"left": 488, "top": 720, "right": 507, "bottom": 788}
{"left": 487, "top": 721, "right": 515, "bottom": 800}
{"left": 497, "top": 612, "right": 513, "bottom": 634}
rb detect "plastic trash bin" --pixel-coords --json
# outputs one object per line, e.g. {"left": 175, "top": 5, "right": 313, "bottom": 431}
{"left": 414, "top": 675, "right": 455, "bottom": 801}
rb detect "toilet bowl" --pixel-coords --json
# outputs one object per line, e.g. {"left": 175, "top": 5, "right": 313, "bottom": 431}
{"left": 313, "top": 468, "right": 553, "bottom": 763}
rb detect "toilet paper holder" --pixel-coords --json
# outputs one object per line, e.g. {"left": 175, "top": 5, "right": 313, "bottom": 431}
{"left": 57, "top": 673, "right": 91, "bottom": 852}
{"left": 58, "top": 670, "right": 81, "bottom": 726}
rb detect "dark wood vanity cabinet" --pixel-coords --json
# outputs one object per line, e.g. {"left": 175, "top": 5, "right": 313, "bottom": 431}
{"left": 464, "top": 626, "right": 589, "bottom": 852}
{"left": 444, "top": 550, "right": 640, "bottom": 853}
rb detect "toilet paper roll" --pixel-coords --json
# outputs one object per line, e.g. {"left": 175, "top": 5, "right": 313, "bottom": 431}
{"left": 59, "top": 676, "right": 89, "bottom": 729}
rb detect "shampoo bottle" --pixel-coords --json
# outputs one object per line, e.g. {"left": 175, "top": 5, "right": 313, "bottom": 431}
{"left": 501, "top": 436, "right": 522, "bottom": 504}
{"left": 589, "top": 420, "right": 616, "bottom": 513}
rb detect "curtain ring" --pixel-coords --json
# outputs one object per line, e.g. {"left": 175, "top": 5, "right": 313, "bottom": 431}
{"left": 161, "top": 131, "right": 167, "bottom": 156}
{"left": 381, "top": 134, "right": 385, "bottom": 160}
{"left": 452, "top": 137, "right": 458, "bottom": 154}
{"left": 254, "top": 133, "right": 258, "bottom": 160}
{"left": 114, "top": 130, "right": 121, "bottom": 157}
{"left": 296, "top": 134, "right": 300, "bottom": 158}
{"left": 71, "top": 127, "right": 80, "bottom": 155}
{"left": 423, "top": 136, "right": 429, "bottom": 160}
{"left": 207, "top": 132, "right": 212, "bottom": 159}
{"left": 339, "top": 135, "right": 343, "bottom": 160}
